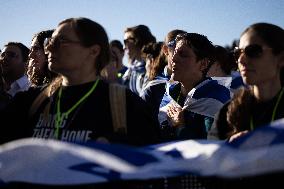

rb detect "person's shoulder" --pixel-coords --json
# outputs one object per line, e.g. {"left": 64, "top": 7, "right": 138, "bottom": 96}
{"left": 14, "top": 86, "right": 42, "bottom": 99}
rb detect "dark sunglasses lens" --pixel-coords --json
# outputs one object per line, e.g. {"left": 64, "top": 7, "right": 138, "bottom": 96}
{"left": 124, "top": 38, "right": 135, "bottom": 44}
{"left": 245, "top": 44, "right": 263, "bottom": 58}
{"left": 167, "top": 40, "right": 176, "bottom": 49}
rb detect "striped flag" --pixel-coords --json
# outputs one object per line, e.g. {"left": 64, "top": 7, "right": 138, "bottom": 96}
{"left": 0, "top": 118, "right": 284, "bottom": 186}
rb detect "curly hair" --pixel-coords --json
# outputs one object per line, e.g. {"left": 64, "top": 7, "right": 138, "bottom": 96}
{"left": 27, "top": 30, "right": 56, "bottom": 87}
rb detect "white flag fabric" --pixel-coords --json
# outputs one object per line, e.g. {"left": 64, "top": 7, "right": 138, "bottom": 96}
{"left": 1, "top": 118, "right": 284, "bottom": 186}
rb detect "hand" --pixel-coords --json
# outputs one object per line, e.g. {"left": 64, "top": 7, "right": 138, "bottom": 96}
{"left": 167, "top": 104, "right": 185, "bottom": 128}
{"left": 228, "top": 130, "right": 249, "bottom": 143}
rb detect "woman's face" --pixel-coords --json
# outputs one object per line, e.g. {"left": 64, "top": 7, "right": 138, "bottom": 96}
{"left": 124, "top": 32, "right": 140, "bottom": 62}
{"left": 45, "top": 22, "right": 94, "bottom": 76}
{"left": 238, "top": 31, "right": 281, "bottom": 86}
{"left": 171, "top": 40, "right": 203, "bottom": 84}
{"left": 28, "top": 38, "right": 46, "bottom": 78}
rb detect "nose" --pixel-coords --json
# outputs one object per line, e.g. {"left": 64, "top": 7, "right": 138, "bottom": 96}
{"left": 237, "top": 52, "right": 247, "bottom": 66}
{"left": 44, "top": 42, "right": 55, "bottom": 55}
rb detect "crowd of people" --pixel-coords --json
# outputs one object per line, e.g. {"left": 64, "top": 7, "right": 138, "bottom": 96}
{"left": 0, "top": 17, "right": 283, "bottom": 188}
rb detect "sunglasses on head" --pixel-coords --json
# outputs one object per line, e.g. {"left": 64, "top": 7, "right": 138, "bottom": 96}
{"left": 166, "top": 40, "right": 176, "bottom": 49}
{"left": 233, "top": 44, "right": 272, "bottom": 62}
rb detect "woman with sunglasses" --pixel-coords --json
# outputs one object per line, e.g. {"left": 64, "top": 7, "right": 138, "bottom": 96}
{"left": 159, "top": 33, "right": 231, "bottom": 141}
{"left": 0, "top": 17, "right": 160, "bottom": 146}
{"left": 208, "top": 23, "right": 284, "bottom": 141}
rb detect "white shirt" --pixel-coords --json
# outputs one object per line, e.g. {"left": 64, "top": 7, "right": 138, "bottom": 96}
{"left": 7, "top": 75, "right": 30, "bottom": 97}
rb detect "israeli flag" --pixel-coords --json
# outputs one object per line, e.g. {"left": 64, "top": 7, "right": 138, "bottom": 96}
{"left": 158, "top": 78, "right": 231, "bottom": 125}
{"left": 211, "top": 74, "right": 244, "bottom": 96}
{"left": 1, "top": 119, "right": 284, "bottom": 186}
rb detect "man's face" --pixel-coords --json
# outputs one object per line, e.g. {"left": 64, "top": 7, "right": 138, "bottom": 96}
{"left": 0, "top": 45, "right": 24, "bottom": 77}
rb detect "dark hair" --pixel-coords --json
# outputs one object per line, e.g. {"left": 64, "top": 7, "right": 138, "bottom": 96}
{"left": 32, "top": 30, "right": 54, "bottom": 50}
{"left": 110, "top": 40, "right": 124, "bottom": 53}
{"left": 176, "top": 33, "right": 216, "bottom": 77}
{"left": 28, "top": 29, "right": 56, "bottom": 87}
{"left": 176, "top": 33, "right": 216, "bottom": 62}
{"left": 125, "top": 25, "right": 156, "bottom": 50}
{"left": 142, "top": 42, "right": 162, "bottom": 60}
{"left": 59, "top": 17, "right": 110, "bottom": 74}
{"left": 214, "top": 45, "right": 237, "bottom": 75}
{"left": 142, "top": 42, "right": 164, "bottom": 80}
{"left": 226, "top": 23, "right": 284, "bottom": 137}
{"left": 5, "top": 42, "right": 30, "bottom": 63}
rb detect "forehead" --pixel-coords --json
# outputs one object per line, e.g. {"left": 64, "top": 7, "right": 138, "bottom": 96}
{"left": 239, "top": 31, "right": 264, "bottom": 48}
{"left": 2, "top": 45, "right": 21, "bottom": 54}
{"left": 53, "top": 22, "right": 77, "bottom": 38}
{"left": 124, "top": 31, "right": 134, "bottom": 39}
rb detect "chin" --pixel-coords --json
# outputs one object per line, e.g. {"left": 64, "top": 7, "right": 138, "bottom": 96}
{"left": 242, "top": 78, "right": 254, "bottom": 86}
{"left": 48, "top": 63, "right": 57, "bottom": 73}
{"left": 171, "top": 75, "right": 181, "bottom": 83}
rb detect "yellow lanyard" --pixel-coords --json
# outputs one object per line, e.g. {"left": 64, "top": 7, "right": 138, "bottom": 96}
{"left": 250, "top": 88, "right": 284, "bottom": 130}
{"left": 55, "top": 79, "right": 100, "bottom": 138}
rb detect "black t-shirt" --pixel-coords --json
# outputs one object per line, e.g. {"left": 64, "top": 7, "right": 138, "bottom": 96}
{"left": 0, "top": 80, "right": 160, "bottom": 146}
{"left": 208, "top": 90, "right": 284, "bottom": 140}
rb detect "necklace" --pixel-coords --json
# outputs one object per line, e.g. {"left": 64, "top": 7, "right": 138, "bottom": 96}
{"left": 55, "top": 79, "right": 100, "bottom": 138}
{"left": 250, "top": 87, "right": 284, "bottom": 130}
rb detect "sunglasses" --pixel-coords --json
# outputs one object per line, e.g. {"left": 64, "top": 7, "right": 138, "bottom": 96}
{"left": 123, "top": 37, "right": 135, "bottom": 44}
{"left": 166, "top": 40, "right": 176, "bottom": 49}
{"left": 0, "top": 51, "right": 18, "bottom": 59}
{"left": 233, "top": 44, "right": 272, "bottom": 62}
{"left": 44, "top": 37, "right": 81, "bottom": 50}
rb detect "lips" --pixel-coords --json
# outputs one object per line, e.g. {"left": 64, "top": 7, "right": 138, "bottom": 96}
{"left": 48, "top": 56, "right": 56, "bottom": 63}
{"left": 240, "top": 68, "right": 255, "bottom": 76}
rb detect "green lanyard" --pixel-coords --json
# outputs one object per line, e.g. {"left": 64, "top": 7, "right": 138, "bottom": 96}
{"left": 55, "top": 79, "right": 100, "bottom": 138}
{"left": 176, "top": 90, "right": 181, "bottom": 104}
{"left": 250, "top": 88, "right": 284, "bottom": 130}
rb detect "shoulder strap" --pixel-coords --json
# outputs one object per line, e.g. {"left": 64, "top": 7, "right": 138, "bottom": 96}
{"left": 29, "top": 77, "right": 62, "bottom": 117}
{"left": 28, "top": 85, "right": 51, "bottom": 117}
{"left": 109, "top": 83, "right": 127, "bottom": 134}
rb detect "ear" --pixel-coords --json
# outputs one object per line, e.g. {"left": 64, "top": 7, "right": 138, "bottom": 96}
{"left": 90, "top": 44, "right": 101, "bottom": 58}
